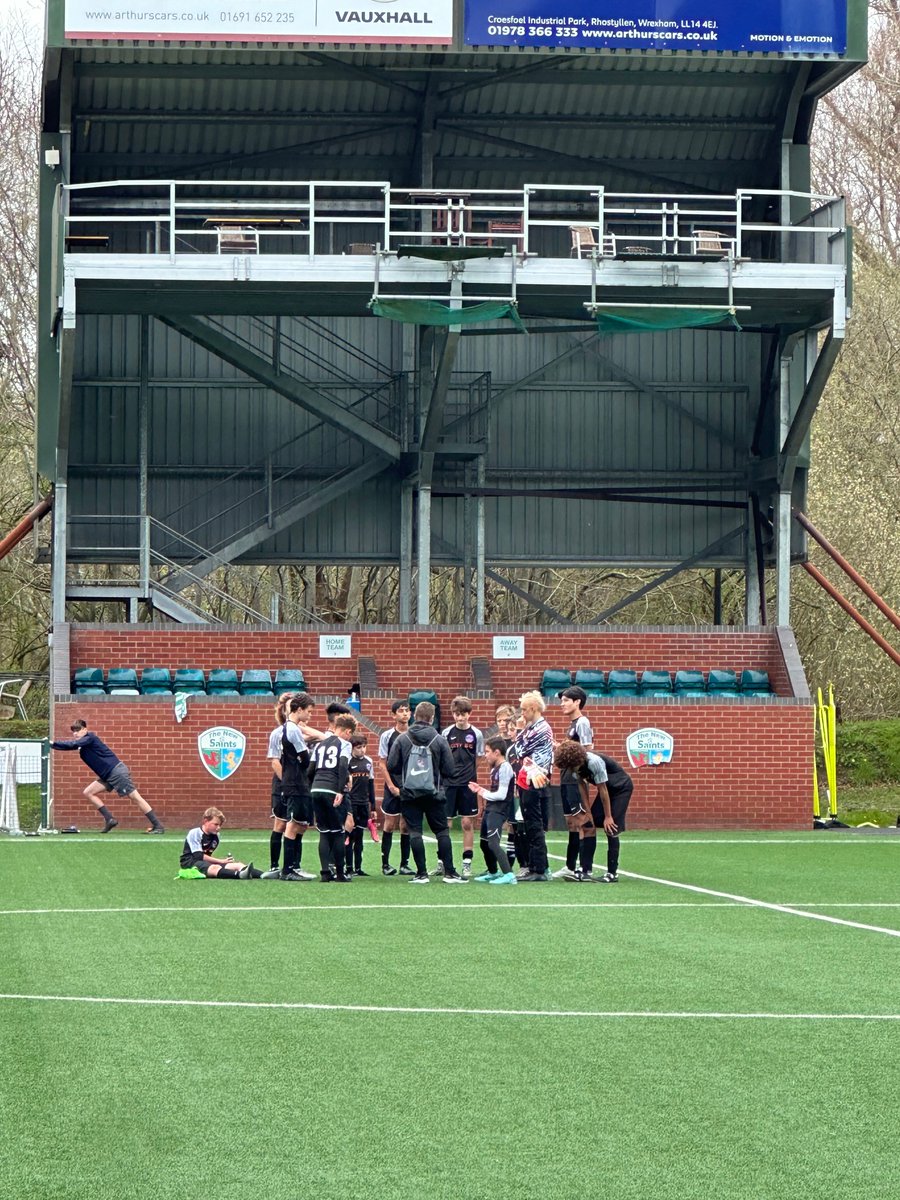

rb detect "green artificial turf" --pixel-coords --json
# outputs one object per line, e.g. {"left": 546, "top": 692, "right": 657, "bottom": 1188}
{"left": 0, "top": 830, "right": 898, "bottom": 1200}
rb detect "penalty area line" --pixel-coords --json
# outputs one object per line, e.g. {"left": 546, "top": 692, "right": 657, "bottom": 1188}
{"left": 0, "top": 992, "right": 898, "bottom": 1021}
{"left": 621, "top": 870, "right": 900, "bottom": 938}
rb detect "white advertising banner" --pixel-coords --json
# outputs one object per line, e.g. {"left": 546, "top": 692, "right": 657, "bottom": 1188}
{"left": 64, "top": 0, "right": 454, "bottom": 43}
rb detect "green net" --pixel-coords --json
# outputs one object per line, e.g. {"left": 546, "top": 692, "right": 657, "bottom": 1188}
{"left": 593, "top": 307, "right": 741, "bottom": 333}
{"left": 371, "top": 298, "right": 525, "bottom": 332}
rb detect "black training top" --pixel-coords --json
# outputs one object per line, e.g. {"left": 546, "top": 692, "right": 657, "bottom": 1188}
{"left": 180, "top": 826, "right": 219, "bottom": 868}
{"left": 50, "top": 732, "right": 121, "bottom": 781}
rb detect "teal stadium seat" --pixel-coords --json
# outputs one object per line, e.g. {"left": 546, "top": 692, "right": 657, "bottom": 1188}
{"left": 741, "top": 669, "right": 772, "bottom": 697}
{"left": 73, "top": 667, "right": 105, "bottom": 694}
{"left": 274, "top": 669, "right": 307, "bottom": 694}
{"left": 674, "top": 669, "right": 706, "bottom": 695}
{"left": 540, "top": 669, "right": 572, "bottom": 698}
{"left": 640, "top": 669, "right": 672, "bottom": 697}
{"left": 106, "top": 668, "right": 139, "bottom": 695}
{"left": 574, "top": 670, "right": 606, "bottom": 698}
{"left": 207, "top": 669, "right": 239, "bottom": 694}
{"left": 140, "top": 667, "right": 173, "bottom": 694}
{"left": 707, "top": 668, "right": 739, "bottom": 697}
{"left": 173, "top": 668, "right": 206, "bottom": 695}
{"left": 240, "top": 669, "right": 273, "bottom": 696}
{"left": 606, "top": 669, "right": 639, "bottom": 697}
{"left": 408, "top": 689, "right": 441, "bottom": 728}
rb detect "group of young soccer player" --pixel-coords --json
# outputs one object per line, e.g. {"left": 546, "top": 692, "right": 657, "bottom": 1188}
{"left": 178, "top": 684, "right": 633, "bottom": 886}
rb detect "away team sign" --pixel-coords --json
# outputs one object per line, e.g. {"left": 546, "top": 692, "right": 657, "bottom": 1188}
{"left": 198, "top": 726, "right": 246, "bottom": 781}
{"left": 64, "top": 0, "right": 453, "bottom": 42}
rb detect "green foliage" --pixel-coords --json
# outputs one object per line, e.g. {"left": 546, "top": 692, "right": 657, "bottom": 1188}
{"left": 836, "top": 719, "right": 900, "bottom": 786}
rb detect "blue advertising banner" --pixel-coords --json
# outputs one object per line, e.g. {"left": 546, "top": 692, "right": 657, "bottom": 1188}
{"left": 463, "top": 0, "right": 847, "bottom": 54}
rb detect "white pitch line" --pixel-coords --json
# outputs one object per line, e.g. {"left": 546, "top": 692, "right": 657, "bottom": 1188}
{"left": 621, "top": 870, "right": 900, "bottom": 938}
{"left": 1, "top": 901, "right": 899, "bottom": 918}
{"left": 0, "top": 992, "right": 898, "bottom": 1021}
{"left": 5, "top": 835, "right": 899, "bottom": 846}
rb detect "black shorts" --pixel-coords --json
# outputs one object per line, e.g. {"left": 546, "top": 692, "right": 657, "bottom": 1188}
{"left": 591, "top": 785, "right": 632, "bottom": 833}
{"left": 381, "top": 788, "right": 402, "bottom": 817}
{"left": 285, "top": 791, "right": 313, "bottom": 826}
{"left": 445, "top": 783, "right": 478, "bottom": 818}
{"left": 271, "top": 780, "right": 287, "bottom": 821}
{"left": 560, "top": 780, "right": 587, "bottom": 817}
{"left": 480, "top": 802, "right": 508, "bottom": 839}
{"left": 313, "top": 790, "right": 347, "bottom": 833}
{"left": 351, "top": 801, "right": 371, "bottom": 828}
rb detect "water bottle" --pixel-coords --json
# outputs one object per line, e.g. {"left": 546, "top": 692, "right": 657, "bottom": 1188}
{"left": 347, "top": 684, "right": 361, "bottom": 713}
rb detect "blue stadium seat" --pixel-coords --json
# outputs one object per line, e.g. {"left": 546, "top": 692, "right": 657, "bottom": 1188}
{"left": 173, "top": 668, "right": 206, "bottom": 694}
{"left": 606, "top": 669, "right": 638, "bottom": 696}
{"left": 240, "top": 669, "right": 273, "bottom": 696}
{"left": 140, "top": 667, "right": 172, "bottom": 694}
{"left": 707, "top": 668, "right": 739, "bottom": 697}
{"left": 207, "top": 669, "right": 239, "bottom": 694}
{"left": 574, "top": 669, "right": 606, "bottom": 697}
{"left": 674, "top": 669, "right": 706, "bottom": 694}
{"left": 274, "top": 669, "right": 307, "bottom": 694}
{"left": 73, "top": 667, "right": 105, "bottom": 694}
{"left": 741, "top": 669, "right": 772, "bottom": 696}
{"left": 640, "top": 669, "right": 673, "bottom": 694}
{"left": 540, "top": 668, "right": 572, "bottom": 698}
{"left": 105, "top": 668, "right": 139, "bottom": 695}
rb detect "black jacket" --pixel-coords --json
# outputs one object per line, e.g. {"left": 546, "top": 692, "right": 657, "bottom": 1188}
{"left": 386, "top": 721, "right": 457, "bottom": 792}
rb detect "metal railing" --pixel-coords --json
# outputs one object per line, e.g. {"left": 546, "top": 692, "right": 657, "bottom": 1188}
{"left": 61, "top": 179, "right": 847, "bottom": 267}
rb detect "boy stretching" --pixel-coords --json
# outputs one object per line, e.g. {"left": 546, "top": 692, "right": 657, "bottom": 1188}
{"left": 552, "top": 741, "right": 633, "bottom": 883}
{"left": 468, "top": 737, "right": 517, "bottom": 885}
{"left": 179, "top": 807, "right": 263, "bottom": 878}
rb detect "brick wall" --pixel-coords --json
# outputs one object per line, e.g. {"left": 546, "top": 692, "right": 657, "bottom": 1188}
{"left": 51, "top": 624, "right": 813, "bottom": 831}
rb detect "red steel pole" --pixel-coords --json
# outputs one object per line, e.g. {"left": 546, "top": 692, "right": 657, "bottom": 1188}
{"left": 794, "top": 507, "right": 900, "bottom": 635}
{"left": 802, "top": 560, "right": 900, "bottom": 669}
{"left": 0, "top": 495, "right": 54, "bottom": 563}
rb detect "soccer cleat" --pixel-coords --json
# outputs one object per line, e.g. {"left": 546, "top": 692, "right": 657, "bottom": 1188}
{"left": 320, "top": 873, "right": 334, "bottom": 882}
{"left": 334, "top": 875, "right": 352, "bottom": 883}
{"left": 238, "top": 862, "right": 255, "bottom": 879}
{"left": 597, "top": 871, "right": 618, "bottom": 883}
{"left": 353, "top": 869, "right": 369, "bottom": 877}
{"left": 382, "top": 864, "right": 398, "bottom": 877}
{"left": 519, "top": 870, "right": 551, "bottom": 882}
{"left": 551, "top": 866, "right": 578, "bottom": 880}
{"left": 430, "top": 862, "right": 445, "bottom": 877}
{"left": 261, "top": 868, "right": 282, "bottom": 880}
{"left": 488, "top": 872, "right": 518, "bottom": 886}
{"left": 295, "top": 869, "right": 316, "bottom": 881}
{"left": 281, "top": 870, "right": 313, "bottom": 882}
{"left": 367, "top": 819, "right": 380, "bottom": 843}
{"left": 461, "top": 860, "right": 472, "bottom": 879}
{"left": 474, "top": 870, "right": 502, "bottom": 882}
{"left": 409, "top": 874, "right": 430, "bottom": 884}
{"left": 101, "top": 818, "right": 119, "bottom": 833}
{"left": 515, "top": 868, "right": 532, "bottom": 880}
{"left": 145, "top": 825, "right": 165, "bottom": 834}
{"left": 442, "top": 873, "right": 469, "bottom": 884}
{"left": 398, "top": 865, "right": 416, "bottom": 876}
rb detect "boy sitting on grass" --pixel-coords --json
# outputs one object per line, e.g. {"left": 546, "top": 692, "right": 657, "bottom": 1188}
{"left": 179, "top": 807, "right": 264, "bottom": 879}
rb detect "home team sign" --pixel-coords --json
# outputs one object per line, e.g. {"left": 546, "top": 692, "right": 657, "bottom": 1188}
{"left": 64, "top": 0, "right": 453, "bottom": 43}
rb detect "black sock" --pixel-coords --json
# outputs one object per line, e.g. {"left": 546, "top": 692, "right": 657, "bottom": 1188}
{"left": 463, "top": 849, "right": 473, "bottom": 864}
{"left": 607, "top": 835, "right": 620, "bottom": 876}
{"left": 216, "top": 867, "right": 241, "bottom": 879}
{"left": 98, "top": 805, "right": 113, "bottom": 821}
{"left": 381, "top": 830, "right": 393, "bottom": 866}
{"left": 400, "top": 833, "right": 411, "bottom": 866}
{"left": 580, "top": 835, "right": 597, "bottom": 876}
{"left": 269, "top": 830, "right": 283, "bottom": 871}
{"left": 282, "top": 836, "right": 297, "bottom": 874}
{"left": 506, "top": 838, "right": 516, "bottom": 868}
{"left": 330, "top": 831, "right": 348, "bottom": 878}
{"left": 566, "top": 831, "right": 580, "bottom": 871}
{"left": 145, "top": 809, "right": 162, "bottom": 829}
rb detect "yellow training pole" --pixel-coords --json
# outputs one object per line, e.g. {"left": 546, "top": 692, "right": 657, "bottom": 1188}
{"left": 827, "top": 683, "right": 838, "bottom": 817}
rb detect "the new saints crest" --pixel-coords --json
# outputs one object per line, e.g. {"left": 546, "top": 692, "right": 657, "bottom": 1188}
{"left": 626, "top": 727, "right": 674, "bottom": 768}
{"left": 198, "top": 726, "right": 246, "bottom": 780}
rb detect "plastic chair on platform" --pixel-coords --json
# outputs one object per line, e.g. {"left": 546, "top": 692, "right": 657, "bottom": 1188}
{"left": 573, "top": 669, "right": 606, "bottom": 698}
{"left": 707, "top": 668, "right": 739, "bottom": 698}
{"left": 674, "top": 670, "right": 706, "bottom": 696}
{"left": 640, "top": 670, "right": 673, "bottom": 697}
{"left": 207, "top": 669, "right": 239, "bottom": 694}
{"left": 140, "top": 668, "right": 173, "bottom": 695}
{"left": 606, "top": 669, "right": 639, "bottom": 697}
{"left": 274, "top": 669, "right": 307, "bottom": 695}
{"left": 740, "top": 669, "right": 772, "bottom": 697}
{"left": 73, "top": 667, "right": 105, "bottom": 694}
{"left": 540, "top": 669, "right": 572, "bottom": 698}
{"left": 174, "top": 668, "right": 207, "bottom": 695}
{"left": 106, "top": 668, "right": 139, "bottom": 695}
{"left": 240, "top": 669, "right": 273, "bottom": 696}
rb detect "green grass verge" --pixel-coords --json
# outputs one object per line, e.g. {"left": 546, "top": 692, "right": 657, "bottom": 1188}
{"left": 0, "top": 831, "right": 898, "bottom": 1199}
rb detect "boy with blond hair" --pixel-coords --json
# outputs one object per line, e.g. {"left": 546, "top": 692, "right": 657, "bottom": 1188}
{"left": 179, "top": 808, "right": 263, "bottom": 878}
